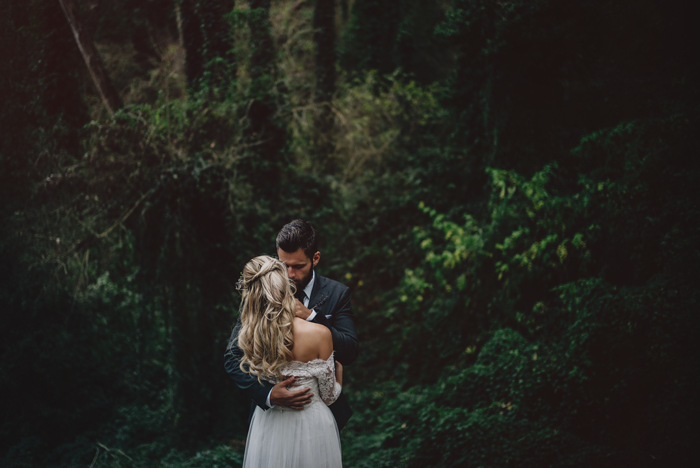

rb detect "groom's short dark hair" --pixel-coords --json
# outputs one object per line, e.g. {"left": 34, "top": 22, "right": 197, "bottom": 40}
{"left": 276, "top": 219, "right": 318, "bottom": 259}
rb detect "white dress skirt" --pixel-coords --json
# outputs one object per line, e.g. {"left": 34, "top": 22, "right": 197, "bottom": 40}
{"left": 242, "top": 353, "right": 343, "bottom": 468}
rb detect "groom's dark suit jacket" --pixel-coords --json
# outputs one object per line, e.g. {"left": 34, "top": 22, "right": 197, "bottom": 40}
{"left": 224, "top": 273, "right": 359, "bottom": 430}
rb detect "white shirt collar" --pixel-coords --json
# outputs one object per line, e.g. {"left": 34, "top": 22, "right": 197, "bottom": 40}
{"left": 303, "top": 270, "right": 316, "bottom": 303}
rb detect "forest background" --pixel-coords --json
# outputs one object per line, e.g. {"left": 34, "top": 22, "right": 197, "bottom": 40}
{"left": 1, "top": 0, "right": 698, "bottom": 467}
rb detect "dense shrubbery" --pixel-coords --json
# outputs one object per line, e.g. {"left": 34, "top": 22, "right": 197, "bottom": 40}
{"left": 340, "top": 113, "right": 699, "bottom": 466}
{"left": 1, "top": 0, "right": 697, "bottom": 467}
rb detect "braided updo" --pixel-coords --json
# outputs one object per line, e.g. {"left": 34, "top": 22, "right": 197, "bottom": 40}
{"left": 236, "top": 255, "right": 296, "bottom": 383}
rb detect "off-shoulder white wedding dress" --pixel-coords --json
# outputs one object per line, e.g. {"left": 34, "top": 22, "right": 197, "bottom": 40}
{"left": 242, "top": 353, "right": 343, "bottom": 468}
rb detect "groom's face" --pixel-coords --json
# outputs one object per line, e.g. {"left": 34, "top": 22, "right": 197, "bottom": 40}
{"left": 278, "top": 248, "right": 320, "bottom": 290}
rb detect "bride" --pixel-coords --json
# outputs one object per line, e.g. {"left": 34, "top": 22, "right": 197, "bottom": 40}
{"left": 235, "top": 255, "right": 343, "bottom": 468}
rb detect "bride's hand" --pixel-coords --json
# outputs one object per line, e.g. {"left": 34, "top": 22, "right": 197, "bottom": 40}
{"left": 334, "top": 361, "right": 343, "bottom": 386}
{"left": 294, "top": 299, "right": 312, "bottom": 320}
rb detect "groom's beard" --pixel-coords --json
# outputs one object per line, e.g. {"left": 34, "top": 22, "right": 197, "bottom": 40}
{"left": 294, "top": 265, "right": 314, "bottom": 291}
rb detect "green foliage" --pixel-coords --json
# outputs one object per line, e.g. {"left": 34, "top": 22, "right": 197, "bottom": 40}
{"left": 1, "top": 0, "right": 698, "bottom": 466}
{"left": 180, "top": 0, "right": 236, "bottom": 95}
{"left": 161, "top": 446, "right": 243, "bottom": 468}
{"left": 352, "top": 113, "right": 699, "bottom": 464}
{"left": 344, "top": 329, "right": 607, "bottom": 467}
{"left": 339, "top": 0, "right": 402, "bottom": 75}
{"left": 339, "top": 0, "right": 448, "bottom": 84}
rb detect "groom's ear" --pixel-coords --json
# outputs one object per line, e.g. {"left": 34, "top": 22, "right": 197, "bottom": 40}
{"left": 312, "top": 251, "right": 320, "bottom": 267}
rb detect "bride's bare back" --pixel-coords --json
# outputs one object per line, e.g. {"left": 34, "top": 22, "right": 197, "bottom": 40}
{"left": 268, "top": 318, "right": 343, "bottom": 412}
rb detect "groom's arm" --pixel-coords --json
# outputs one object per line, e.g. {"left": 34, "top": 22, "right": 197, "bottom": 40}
{"left": 312, "top": 287, "right": 359, "bottom": 366}
{"left": 223, "top": 319, "right": 274, "bottom": 410}
{"left": 224, "top": 318, "right": 314, "bottom": 410}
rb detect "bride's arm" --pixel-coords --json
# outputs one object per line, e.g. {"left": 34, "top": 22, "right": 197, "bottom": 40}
{"left": 319, "top": 357, "right": 342, "bottom": 406}
{"left": 335, "top": 360, "right": 343, "bottom": 386}
{"left": 317, "top": 327, "right": 342, "bottom": 406}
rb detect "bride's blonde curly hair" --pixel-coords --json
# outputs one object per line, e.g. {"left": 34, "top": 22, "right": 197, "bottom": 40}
{"left": 235, "top": 255, "right": 296, "bottom": 383}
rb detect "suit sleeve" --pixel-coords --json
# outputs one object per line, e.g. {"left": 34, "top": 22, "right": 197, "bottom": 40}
{"left": 223, "top": 318, "right": 274, "bottom": 410}
{"left": 312, "top": 287, "right": 359, "bottom": 366}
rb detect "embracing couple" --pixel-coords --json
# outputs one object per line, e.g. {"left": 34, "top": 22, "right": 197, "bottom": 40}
{"left": 224, "top": 220, "right": 359, "bottom": 468}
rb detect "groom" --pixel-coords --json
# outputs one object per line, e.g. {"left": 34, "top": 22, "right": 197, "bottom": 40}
{"left": 224, "top": 219, "right": 359, "bottom": 430}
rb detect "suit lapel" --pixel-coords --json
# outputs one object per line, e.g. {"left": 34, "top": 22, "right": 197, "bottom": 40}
{"left": 308, "top": 274, "right": 328, "bottom": 312}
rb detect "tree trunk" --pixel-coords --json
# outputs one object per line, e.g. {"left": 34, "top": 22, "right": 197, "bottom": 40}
{"left": 313, "top": 0, "right": 337, "bottom": 104}
{"left": 180, "top": 0, "right": 235, "bottom": 95}
{"left": 246, "top": 0, "right": 284, "bottom": 184}
{"left": 180, "top": 0, "right": 204, "bottom": 89}
{"left": 175, "top": 0, "right": 185, "bottom": 48}
{"left": 57, "top": 0, "right": 122, "bottom": 115}
{"left": 248, "top": 0, "right": 274, "bottom": 99}
{"left": 247, "top": 0, "right": 276, "bottom": 132}
{"left": 199, "top": 0, "right": 237, "bottom": 96}
{"left": 312, "top": 0, "right": 337, "bottom": 169}
{"left": 340, "top": 0, "right": 349, "bottom": 23}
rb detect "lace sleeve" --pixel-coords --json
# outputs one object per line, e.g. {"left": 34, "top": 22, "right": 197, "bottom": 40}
{"left": 318, "top": 354, "right": 342, "bottom": 406}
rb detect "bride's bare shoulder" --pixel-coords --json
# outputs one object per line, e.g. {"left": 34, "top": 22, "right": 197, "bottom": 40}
{"left": 292, "top": 318, "right": 332, "bottom": 361}
{"left": 293, "top": 318, "right": 331, "bottom": 342}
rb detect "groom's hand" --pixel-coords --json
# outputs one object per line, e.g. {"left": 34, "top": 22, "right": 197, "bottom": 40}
{"left": 294, "top": 299, "right": 311, "bottom": 320}
{"left": 270, "top": 376, "right": 313, "bottom": 410}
